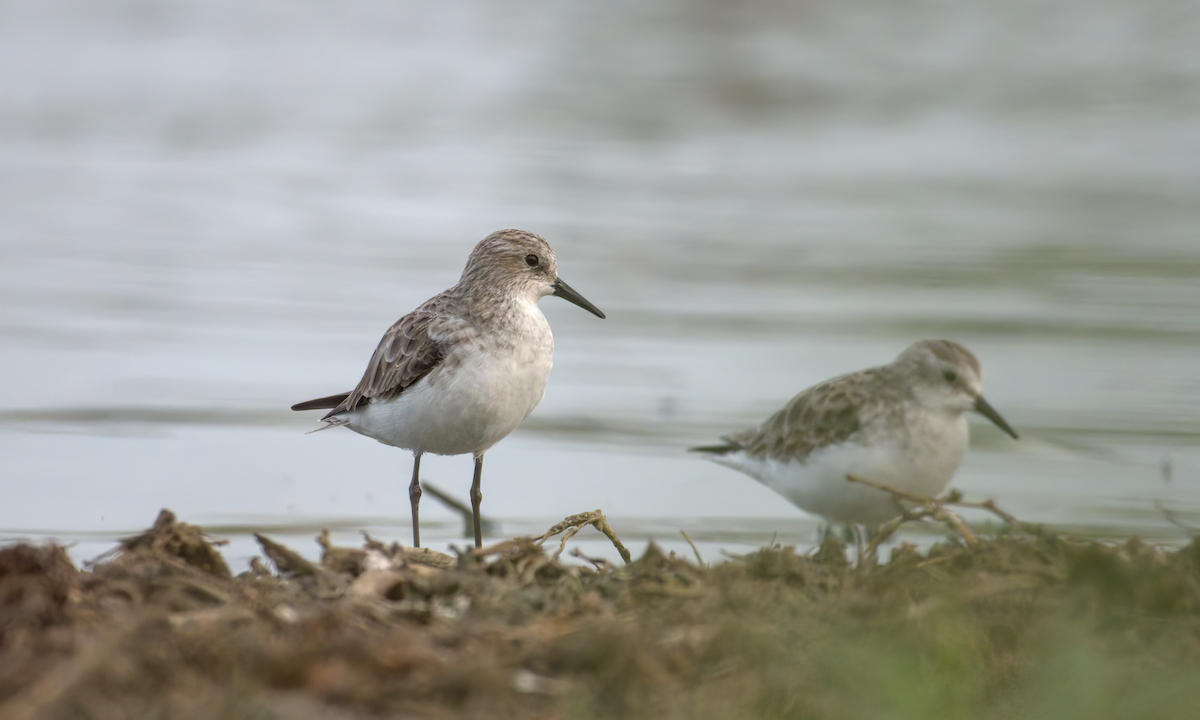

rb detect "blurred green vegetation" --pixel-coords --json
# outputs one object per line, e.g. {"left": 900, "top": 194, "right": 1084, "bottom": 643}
{"left": 555, "top": 536, "right": 1200, "bottom": 719}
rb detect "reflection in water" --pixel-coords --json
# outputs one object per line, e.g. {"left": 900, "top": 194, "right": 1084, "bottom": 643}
{"left": 1, "top": 0, "right": 1198, "bottom": 562}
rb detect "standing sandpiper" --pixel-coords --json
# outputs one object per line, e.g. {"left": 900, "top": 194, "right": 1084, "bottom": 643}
{"left": 691, "top": 340, "right": 1018, "bottom": 527}
{"left": 292, "top": 229, "right": 605, "bottom": 548}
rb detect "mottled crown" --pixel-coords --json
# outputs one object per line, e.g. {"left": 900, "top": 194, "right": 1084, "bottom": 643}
{"left": 459, "top": 229, "right": 558, "bottom": 286}
{"left": 894, "top": 339, "right": 985, "bottom": 392}
{"left": 903, "top": 340, "right": 980, "bottom": 374}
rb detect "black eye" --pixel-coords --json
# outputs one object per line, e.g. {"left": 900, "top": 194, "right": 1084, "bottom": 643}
{"left": 524, "top": 254, "right": 539, "bottom": 267}
{"left": 943, "top": 370, "right": 958, "bottom": 383}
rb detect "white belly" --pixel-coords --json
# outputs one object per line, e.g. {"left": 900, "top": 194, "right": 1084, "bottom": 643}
{"left": 345, "top": 330, "right": 553, "bottom": 456}
{"left": 716, "top": 413, "right": 970, "bottom": 525}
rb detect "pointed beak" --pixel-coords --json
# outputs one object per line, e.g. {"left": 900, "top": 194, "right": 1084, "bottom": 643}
{"left": 551, "top": 278, "right": 605, "bottom": 319}
{"left": 974, "top": 395, "right": 1019, "bottom": 439}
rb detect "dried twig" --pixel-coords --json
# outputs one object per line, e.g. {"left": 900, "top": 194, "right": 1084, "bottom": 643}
{"left": 255, "top": 533, "right": 321, "bottom": 577}
{"left": 845, "top": 473, "right": 935, "bottom": 505}
{"left": 570, "top": 547, "right": 614, "bottom": 571}
{"left": 845, "top": 473, "right": 1044, "bottom": 551}
{"left": 680, "top": 530, "right": 704, "bottom": 567}
{"left": 932, "top": 504, "right": 979, "bottom": 545}
{"left": 860, "top": 514, "right": 906, "bottom": 564}
{"left": 978, "top": 498, "right": 1022, "bottom": 525}
{"left": 939, "top": 490, "right": 1042, "bottom": 533}
{"left": 845, "top": 474, "right": 978, "bottom": 547}
{"left": 423, "top": 481, "right": 497, "bottom": 537}
{"left": 469, "top": 538, "right": 525, "bottom": 557}
{"left": 553, "top": 522, "right": 589, "bottom": 561}
{"left": 536, "top": 510, "right": 632, "bottom": 564}
{"left": 593, "top": 515, "right": 634, "bottom": 565}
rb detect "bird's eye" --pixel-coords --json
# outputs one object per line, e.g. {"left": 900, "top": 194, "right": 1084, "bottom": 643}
{"left": 525, "top": 254, "right": 539, "bottom": 267}
{"left": 943, "top": 370, "right": 958, "bottom": 383}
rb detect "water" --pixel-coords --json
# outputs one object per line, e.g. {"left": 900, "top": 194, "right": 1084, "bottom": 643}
{"left": 2, "top": 0, "right": 1199, "bottom": 568}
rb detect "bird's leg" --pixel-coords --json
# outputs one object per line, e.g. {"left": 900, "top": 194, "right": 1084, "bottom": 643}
{"left": 409, "top": 453, "right": 423, "bottom": 547}
{"left": 470, "top": 455, "right": 484, "bottom": 548}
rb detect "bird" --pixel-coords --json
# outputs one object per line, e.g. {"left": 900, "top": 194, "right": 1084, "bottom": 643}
{"left": 292, "top": 229, "right": 605, "bottom": 548}
{"left": 691, "top": 339, "right": 1018, "bottom": 527}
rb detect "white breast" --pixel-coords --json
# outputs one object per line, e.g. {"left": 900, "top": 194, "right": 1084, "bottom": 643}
{"left": 347, "top": 299, "right": 555, "bottom": 456}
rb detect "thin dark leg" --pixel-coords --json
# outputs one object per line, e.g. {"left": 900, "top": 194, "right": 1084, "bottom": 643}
{"left": 470, "top": 455, "right": 484, "bottom": 548}
{"left": 409, "top": 453, "right": 423, "bottom": 547}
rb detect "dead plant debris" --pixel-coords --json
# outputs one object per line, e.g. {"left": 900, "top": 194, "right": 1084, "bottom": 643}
{"left": 2, "top": 507, "right": 1199, "bottom": 720}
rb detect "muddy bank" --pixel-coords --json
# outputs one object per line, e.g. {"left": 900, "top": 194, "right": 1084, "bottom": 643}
{"left": 2, "top": 510, "right": 1199, "bottom": 720}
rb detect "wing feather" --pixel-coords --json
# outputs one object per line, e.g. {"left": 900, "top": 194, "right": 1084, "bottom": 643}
{"left": 322, "top": 303, "right": 452, "bottom": 419}
{"left": 716, "top": 367, "right": 903, "bottom": 462}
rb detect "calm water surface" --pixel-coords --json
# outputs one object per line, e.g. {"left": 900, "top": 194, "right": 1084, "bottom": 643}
{"left": 2, "top": 0, "right": 1198, "bottom": 566}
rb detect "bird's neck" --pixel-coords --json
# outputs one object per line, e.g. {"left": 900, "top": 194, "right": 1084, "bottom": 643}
{"left": 463, "top": 291, "right": 544, "bottom": 330}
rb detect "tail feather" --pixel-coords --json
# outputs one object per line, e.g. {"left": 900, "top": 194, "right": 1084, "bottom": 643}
{"left": 291, "top": 392, "right": 351, "bottom": 412}
{"left": 689, "top": 442, "right": 740, "bottom": 455}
